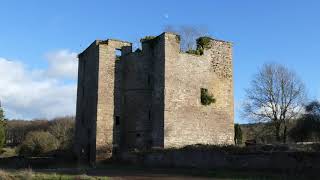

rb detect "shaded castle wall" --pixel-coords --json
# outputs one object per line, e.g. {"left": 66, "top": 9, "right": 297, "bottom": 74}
{"left": 74, "top": 42, "right": 99, "bottom": 163}
{"left": 75, "top": 40, "right": 131, "bottom": 163}
{"left": 163, "top": 33, "right": 234, "bottom": 147}
{"left": 120, "top": 35, "right": 165, "bottom": 150}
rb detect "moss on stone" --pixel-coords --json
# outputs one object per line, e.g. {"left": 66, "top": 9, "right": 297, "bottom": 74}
{"left": 140, "top": 36, "right": 157, "bottom": 42}
{"left": 141, "top": 36, "right": 160, "bottom": 49}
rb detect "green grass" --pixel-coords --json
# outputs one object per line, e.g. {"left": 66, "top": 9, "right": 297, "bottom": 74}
{"left": 0, "top": 169, "right": 109, "bottom": 180}
{"left": 0, "top": 166, "right": 315, "bottom": 180}
{"left": 0, "top": 147, "right": 17, "bottom": 158}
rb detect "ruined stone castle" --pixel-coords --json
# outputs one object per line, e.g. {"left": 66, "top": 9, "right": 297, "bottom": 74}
{"left": 74, "top": 32, "right": 234, "bottom": 163}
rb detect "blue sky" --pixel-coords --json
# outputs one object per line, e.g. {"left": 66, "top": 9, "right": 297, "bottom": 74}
{"left": 0, "top": 0, "right": 319, "bottom": 123}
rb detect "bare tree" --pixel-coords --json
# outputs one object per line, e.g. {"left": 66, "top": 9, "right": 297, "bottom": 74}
{"left": 243, "top": 63, "right": 306, "bottom": 143}
{"left": 49, "top": 116, "right": 75, "bottom": 149}
{"left": 164, "top": 25, "right": 208, "bottom": 51}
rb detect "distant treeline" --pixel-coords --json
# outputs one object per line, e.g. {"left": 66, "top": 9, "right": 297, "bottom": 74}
{"left": 5, "top": 116, "right": 74, "bottom": 149}
{"left": 240, "top": 121, "right": 296, "bottom": 144}
{"left": 3, "top": 116, "right": 75, "bottom": 157}
{"left": 240, "top": 117, "right": 320, "bottom": 144}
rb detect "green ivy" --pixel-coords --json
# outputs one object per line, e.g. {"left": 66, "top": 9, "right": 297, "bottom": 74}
{"left": 186, "top": 36, "right": 212, "bottom": 56}
{"left": 196, "top": 36, "right": 212, "bottom": 49}
{"left": 234, "top": 124, "right": 243, "bottom": 145}
{"left": 201, "top": 88, "right": 216, "bottom": 105}
{"left": 185, "top": 49, "right": 201, "bottom": 55}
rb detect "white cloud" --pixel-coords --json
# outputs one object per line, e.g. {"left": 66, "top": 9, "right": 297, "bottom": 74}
{"left": 45, "top": 50, "right": 78, "bottom": 79}
{"left": 0, "top": 50, "right": 78, "bottom": 120}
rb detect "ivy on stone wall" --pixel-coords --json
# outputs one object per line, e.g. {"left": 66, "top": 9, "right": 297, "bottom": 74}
{"left": 196, "top": 36, "right": 212, "bottom": 49}
{"left": 186, "top": 36, "right": 212, "bottom": 56}
{"left": 234, "top": 124, "right": 243, "bottom": 145}
{"left": 185, "top": 49, "right": 202, "bottom": 55}
{"left": 201, "top": 88, "right": 216, "bottom": 106}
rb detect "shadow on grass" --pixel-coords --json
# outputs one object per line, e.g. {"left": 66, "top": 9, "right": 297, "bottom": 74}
{"left": 0, "top": 156, "right": 318, "bottom": 179}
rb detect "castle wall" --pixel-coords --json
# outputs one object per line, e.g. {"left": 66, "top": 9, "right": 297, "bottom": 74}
{"left": 95, "top": 40, "right": 131, "bottom": 160}
{"left": 75, "top": 40, "right": 131, "bottom": 162}
{"left": 163, "top": 33, "right": 234, "bottom": 148}
{"left": 75, "top": 32, "right": 234, "bottom": 163}
{"left": 149, "top": 35, "right": 166, "bottom": 148}
{"left": 121, "top": 53, "right": 152, "bottom": 149}
{"left": 120, "top": 36, "right": 166, "bottom": 150}
{"left": 75, "top": 42, "right": 99, "bottom": 163}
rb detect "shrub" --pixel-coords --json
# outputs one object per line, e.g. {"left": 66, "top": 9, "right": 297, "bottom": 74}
{"left": 17, "top": 168, "right": 33, "bottom": 180}
{"left": 18, "top": 131, "right": 58, "bottom": 156}
{"left": 185, "top": 49, "right": 202, "bottom": 55}
{"left": 0, "top": 169, "right": 13, "bottom": 180}
{"left": 200, "top": 88, "right": 215, "bottom": 105}
{"left": 5, "top": 119, "right": 50, "bottom": 147}
{"left": 49, "top": 117, "right": 75, "bottom": 150}
{"left": 196, "top": 36, "right": 212, "bottom": 49}
{"left": 289, "top": 116, "right": 320, "bottom": 142}
{"left": 186, "top": 36, "right": 212, "bottom": 55}
{"left": 234, "top": 124, "right": 243, "bottom": 145}
{"left": 0, "top": 121, "right": 5, "bottom": 149}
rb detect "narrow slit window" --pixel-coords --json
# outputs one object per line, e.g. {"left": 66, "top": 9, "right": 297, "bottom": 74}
{"left": 115, "top": 116, "right": 120, "bottom": 125}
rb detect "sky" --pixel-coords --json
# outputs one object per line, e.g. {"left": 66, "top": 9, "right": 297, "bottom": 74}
{"left": 0, "top": 0, "right": 319, "bottom": 123}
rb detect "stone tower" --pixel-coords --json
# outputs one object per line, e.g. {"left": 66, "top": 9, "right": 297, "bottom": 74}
{"left": 74, "top": 32, "right": 234, "bottom": 163}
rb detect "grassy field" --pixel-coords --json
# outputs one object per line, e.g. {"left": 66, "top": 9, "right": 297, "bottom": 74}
{"left": 0, "top": 168, "right": 109, "bottom": 180}
{"left": 0, "top": 165, "right": 316, "bottom": 180}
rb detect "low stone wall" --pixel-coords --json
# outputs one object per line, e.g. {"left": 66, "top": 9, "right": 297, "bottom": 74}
{"left": 121, "top": 150, "right": 320, "bottom": 170}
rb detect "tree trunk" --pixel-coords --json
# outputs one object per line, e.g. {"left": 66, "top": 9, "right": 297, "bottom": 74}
{"left": 283, "top": 125, "right": 287, "bottom": 143}
{"left": 275, "top": 122, "right": 281, "bottom": 142}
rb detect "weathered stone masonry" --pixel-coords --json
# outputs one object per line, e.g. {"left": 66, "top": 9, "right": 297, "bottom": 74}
{"left": 74, "top": 32, "right": 234, "bottom": 163}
